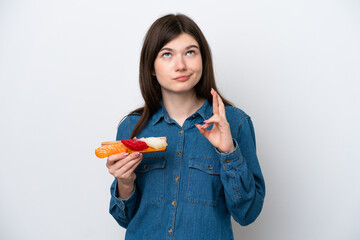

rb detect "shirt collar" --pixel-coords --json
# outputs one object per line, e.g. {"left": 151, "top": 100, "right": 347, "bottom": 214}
{"left": 151, "top": 99, "right": 213, "bottom": 126}
{"left": 151, "top": 100, "right": 168, "bottom": 126}
{"left": 195, "top": 99, "right": 213, "bottom": 121}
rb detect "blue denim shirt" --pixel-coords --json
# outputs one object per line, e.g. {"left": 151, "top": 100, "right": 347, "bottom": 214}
{"left": 109, "top": 100, "right": 265, "bottom": 240}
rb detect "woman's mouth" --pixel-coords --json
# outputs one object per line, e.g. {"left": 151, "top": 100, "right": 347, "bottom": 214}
{"left": 173, "top": 74, "right": 192, "bottom": 81}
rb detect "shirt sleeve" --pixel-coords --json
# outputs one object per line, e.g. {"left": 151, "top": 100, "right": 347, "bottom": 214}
{"left": 217, "top": 116, "right": 266, "bottom": 226}
{"left": 108, "top": 116, "right": 141, "bottom": 228}
{"left": 109, "top": 178, "right": 140, "bottom": 228}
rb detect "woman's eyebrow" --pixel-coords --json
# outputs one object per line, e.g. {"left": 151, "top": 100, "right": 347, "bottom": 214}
{"left": 159, "top": 47, "right": 173, "bottom": 52}
{"left": 159, "top": 45, "right": 199, "bottom": 52}
{"left": 185, "top": 45, "right": 199, "bottom": 50}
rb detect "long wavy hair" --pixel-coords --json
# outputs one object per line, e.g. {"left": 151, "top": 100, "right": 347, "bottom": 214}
{"left": 128, "top": 13, "right": 232, "bottom": 138}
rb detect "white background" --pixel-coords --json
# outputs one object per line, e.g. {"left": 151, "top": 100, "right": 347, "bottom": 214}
{"left": 1, "top": 0, "right": 359, "bottom": 239}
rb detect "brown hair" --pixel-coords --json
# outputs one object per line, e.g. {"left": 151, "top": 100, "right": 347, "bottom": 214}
{"left": 128, "top": 13, "right": 232, "bottom": 138}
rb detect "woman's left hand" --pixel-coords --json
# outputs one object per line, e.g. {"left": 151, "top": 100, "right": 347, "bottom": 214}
{"left": 196, "top": 89, "right": 235, "bottom": 153}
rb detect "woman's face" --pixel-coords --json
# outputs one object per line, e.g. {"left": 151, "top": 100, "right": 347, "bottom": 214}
{"left": 153, "top": 33, "right": 203, "bottom": 96}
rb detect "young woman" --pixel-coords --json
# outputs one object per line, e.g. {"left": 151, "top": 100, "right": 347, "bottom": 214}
{"left": 106, "top": 14, "right": 265, "bottom": 239}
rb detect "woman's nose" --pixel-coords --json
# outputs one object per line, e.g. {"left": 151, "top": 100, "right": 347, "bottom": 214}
{"left": 175, "top": 56, "right": 186, "bottom": 72}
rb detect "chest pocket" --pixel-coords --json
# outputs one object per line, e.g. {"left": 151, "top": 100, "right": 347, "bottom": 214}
{"left": 186, "top": 157, "right": 223, "bottom": 207}
{"left": 135, "top": 154, "right": 166, "bottom": 204}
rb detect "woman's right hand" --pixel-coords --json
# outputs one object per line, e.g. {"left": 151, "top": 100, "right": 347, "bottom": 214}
{"left": 106, "top": 152, "right": 143, "bottom": 199}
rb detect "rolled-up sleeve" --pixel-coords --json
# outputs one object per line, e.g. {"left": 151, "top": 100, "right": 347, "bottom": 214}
{"left": 218, "top": 116, "right": 265, "bottom": 226}
{"left": 109, "top": 178, "right": 140, "bottom": 228}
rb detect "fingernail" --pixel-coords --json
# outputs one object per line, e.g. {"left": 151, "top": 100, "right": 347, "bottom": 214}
{"left": 133, "top": 152, "right": 140, "bottom": 157}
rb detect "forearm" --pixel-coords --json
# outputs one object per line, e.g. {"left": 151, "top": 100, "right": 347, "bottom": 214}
{"left": 117, "top": 179, "right": 135, "bottom": 200}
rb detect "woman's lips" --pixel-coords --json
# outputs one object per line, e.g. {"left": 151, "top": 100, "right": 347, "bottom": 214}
{"left": 173, "top": 74, "right": 192, "bottom": 81}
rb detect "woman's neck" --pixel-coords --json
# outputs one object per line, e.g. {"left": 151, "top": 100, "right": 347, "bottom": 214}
{"left": 162, "top": 90, "right": 205, "bottom": 127}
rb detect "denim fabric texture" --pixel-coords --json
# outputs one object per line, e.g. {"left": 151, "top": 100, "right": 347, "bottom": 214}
{"left": 109, "top": 100, "right": 265, "bottom": 240}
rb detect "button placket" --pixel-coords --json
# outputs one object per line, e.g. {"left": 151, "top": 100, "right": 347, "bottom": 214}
{"left": 167, "top": 126, "right": 183, "bottom": 239}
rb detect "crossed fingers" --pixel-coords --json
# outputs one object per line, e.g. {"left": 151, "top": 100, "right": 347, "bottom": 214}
{"left": 199, "top": 88, "right": 228, "bottom": 130}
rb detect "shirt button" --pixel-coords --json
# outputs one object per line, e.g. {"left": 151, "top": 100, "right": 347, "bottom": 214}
{"left": 168, "top": 228, "right": 173, "bottom": 234}
{"left": 172, "top": 201, "right": 176, "bottom": 206}
{"left": 175, "top": 176, "right": 180, "bottom": 182}
{"left": 179, "top": 129, "right": 183, "bottom": 134}
{"left": 225, "top": 159, "right": 231, "bottom": 163}
{"left": 192, "top": 114, "right": 196, "bottom": 118}
{"left": 208, "top": 165, "right": 213, "bottom": 170}
{"left": 143, "top": 164, "right": 147, "bottom": 169}
{"left": 177, "top": 151, "right": 182, "bottom": 156}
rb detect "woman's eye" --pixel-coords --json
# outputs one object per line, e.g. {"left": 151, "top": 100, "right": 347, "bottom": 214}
{"left": 186, "top": 50, "right": 195, "bottom": 56}
{"left": 162, "top": 52, "right": 171, "bottom": 58}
